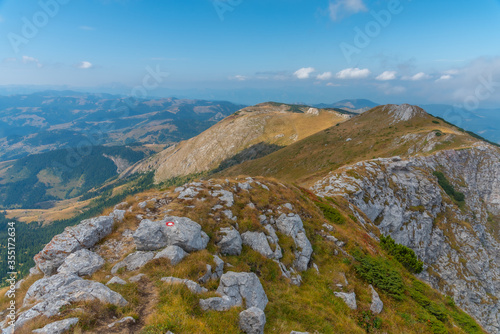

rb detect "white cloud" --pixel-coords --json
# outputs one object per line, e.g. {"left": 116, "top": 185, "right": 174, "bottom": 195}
{"left": 22, "top": 56, "right": 42, "bottom": 68}
{"left": 326, "top": 82, "right": 341, "bottom": 87}
{"left": 317, "top": 72, "right": 333, "bottom": 80}
{"left": 329, "top": 0, "right": 367, "bottom": 21}
{"left": 376, "top": 71, "right": 397, "bottom": 81}
{"left": 437, "top": 75, "right": 452, "bottom": 81}
{"left": 232, "top": 75, "right": 247, "bottom": 81}
{"left": 3, "top": 57, "right": 17, "bottom": 63}
{"left": 294, "top": 67, "right": 315, "bottom": 79}
{"left": 336, "top": 67, "right": 371, "bottom": 79}
{"left": 77, "top": 61, "right": 93, "bottom": 69}
{"left": 79, "top": 26, "right": 95, "bottom": 31}
{"left": 403, "top": 72, "right": 431, "bottom": 81}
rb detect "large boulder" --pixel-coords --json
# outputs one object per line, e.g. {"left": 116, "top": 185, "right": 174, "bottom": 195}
{"left": 217, "top": 227, "right": 242, "bottom": 256}
{"left": 369, "top": 285, "right": 383, "bottom": 314}
{"left": 239, "top": 307, "right": 266, "bottom": 334}
{"left": 34, "top": 216, "right": 114, "bottom": 276}
{"left": 133, "top": 217, "right": 209, "bottom": 252}
{"left": 241, "top": 232, "right": 274, "bottom": 259}
{"left": 163, "top": 216, "right": 210, "bottom": 252}
{"left": 154, "top": 245, "right": 188, "bottom": 265}
{"left": 57, "top": 249, "right": 105, "bottom": 276}
{"left": 17, "top": 274, "right": 127, "bottom": 328}
{"left": 133, "top": 219, "right": 168, "bottom": 251}
{"left": 32, "top": 318, "right": 79, "bottom": 334}
{"left": 275, "top": 214, "right": 312, "bottom": 271}
{"left": 200, "top": 272, "right": 268, "bottom": 311}
{"left": 111, "top": 251, "right": 155, "bottom": 274}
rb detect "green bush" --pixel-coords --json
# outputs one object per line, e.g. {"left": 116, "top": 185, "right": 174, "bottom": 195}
{"left": 354, "top": 255, "right": 405, "bottom": 300}
{"left": 433, "top": 171, "right": 465, "bottom": 204}
{"left": 357, "top": 311, "right": 382, "bottom": 333}
{"left": 380, "top": 235, "right": 424, "bottom": 273}
{"left": 315, "top": 201, "right": 346, "bottom": 224}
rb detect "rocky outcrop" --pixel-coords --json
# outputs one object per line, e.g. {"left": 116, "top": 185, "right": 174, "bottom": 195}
{"left": 34, "top": 216, "right": 114, "bottom": 276}
{"left": 17, "top": 274, "right": 127, "bottom": 328}
{"left": 275, "top": 214, "right": 312, "bottom": 271}
{"left": 133, "top": 216, "right": 209, "bottom": 252}
{"left": 200, "top": 272, "right": 268, "bottom": 311}
{"left": 313, "top": 145, "right": 500, "bottom": 332}
{"left": 57, "top": 249, "right": 105, "bottom": 276}
{"left": 32, "top": 318, "right": 79, "bottom": 334}
{"left": 154, "top": 245, "right": 188, "bottom": 265}
{"left": 239, "top": 307, "right": 266, "bottom": 334}
{"left": 217, "top": 227, "right": 242, "bottom": 255}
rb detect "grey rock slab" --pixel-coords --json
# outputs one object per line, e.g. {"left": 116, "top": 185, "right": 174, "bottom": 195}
{"left": 334, "top": 291, "right": 357, "bottom": 310}
{"left": 133, "top": 219, "right": 169, "bottom": 251}
{"left": 369, "top": 285, "right": 383, "bottom": 314}
{"left": 200, "top": 272, "right": 268, "bottom": 311}
{"left": 57, "top": 249, "right": 105, "bottom": 277}
{"left": 217, "top": 227, "right": 242, "bottom": 256}
{"left": 241, "top": 232, "right": 275, "bottom": 259}
{"left": 108, "top": 316, "right": 136, "bottom": 328}
{"left": 32, "top": 317, "right": 79, "bottom": 334}
{"left": 111, "top": 251, "right": 154, "bottom": 274}
{"left": 239, "top": 307, "right": 266, "bottom": 334}
{"left": 162, "top": 216, "right": 210, "bottom": 252}
{"left": 212, "top": 255, "right": 225, "bottom": 280}
{"left": 34, "top": 215, "right": 114, "bottom": 276}
{"left": 107, "top": 277, "right": 126, "bottom": 285}
{"left": 154, "top": 245, "right": 188, "bottom": 265}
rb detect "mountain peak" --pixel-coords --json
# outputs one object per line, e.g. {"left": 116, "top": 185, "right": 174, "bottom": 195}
{"left": 382, "top": 104, "right": 427, "bottom": 123}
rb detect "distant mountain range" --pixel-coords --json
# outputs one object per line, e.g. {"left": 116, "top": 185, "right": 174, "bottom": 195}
{"left": 314, "top": 99, "right": 379, "bottom": 113}
{"left": 0, "top": 91, "right": 245, "bottom": 161}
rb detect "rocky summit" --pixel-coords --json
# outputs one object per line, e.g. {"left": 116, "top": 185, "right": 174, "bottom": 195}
{"left": 0, "top": 104, "right": 498, "bottom": 334}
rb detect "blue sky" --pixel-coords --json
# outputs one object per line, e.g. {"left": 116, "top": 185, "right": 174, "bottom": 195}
{"left": 0, "top": 0, "right": 500, "bottom": 106}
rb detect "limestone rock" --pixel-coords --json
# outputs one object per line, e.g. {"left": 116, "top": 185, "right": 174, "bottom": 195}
{"left": 154, "top": 245, "right": 188, "bottom": 265}
{"left": 369, "top": 285, "right": 383, "bottom": 314}
{"left": 217, "top": 227, "right": 242, "bottom": 256}
{"left": 200, "top": 272, "right": 268, "bottom": 311}
{"left": 17, "top": 274, "right": 127, "bottom": 328}
{"left": 133, "top": 219, "right": 168, "bottom": 251}
{"left": 241, "top": 232, "right": 275, "bottom": 259}
{"left": 108, "top": 316, "right": 135, "bottom": 328}
{"left": 275, "top": 214, "right": 312, "bottom": 271}
{"left": 111, "top": 251, "right": 154, "bottom": 274}
{"left": 34, "top": 215, "right": 114, "bottom": 276}
{"left": 334, "top": 291, "right": 357, "bottom": 310}
{"left": 57, "top": 249, "right": 105, "bottom": 277}
{"left": 106, "top": 277, "right": 126, "bottom": 285}
{"left": 239, "top": 307, "right": 266, "bottom": 334}
{"left": 32, "top": 317, "right": 79, "bottom": 334}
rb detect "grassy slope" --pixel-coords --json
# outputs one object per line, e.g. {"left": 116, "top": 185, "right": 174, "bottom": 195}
{"left": 2, "top": 177, "right": 484, "bottom": 333}
{"left": 220, "top": 106, "right": 480, "bottom": 186}
{"left": 132, "top": 102, "right": 347, "bottom": 182}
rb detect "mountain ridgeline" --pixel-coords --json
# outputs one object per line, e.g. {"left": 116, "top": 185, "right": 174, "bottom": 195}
{"left": 0, "top": 103, "right": 499, "bottom": 334}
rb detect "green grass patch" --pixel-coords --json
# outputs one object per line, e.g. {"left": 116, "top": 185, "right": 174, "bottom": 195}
{"left": 315, "top": 201, "right": 346, "bottom": 225}
{"left": 433, "top": 171, "right": 465, "bottom": 204}
{"left": 354, "top": 255, "right": 405, "bottom": 300}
